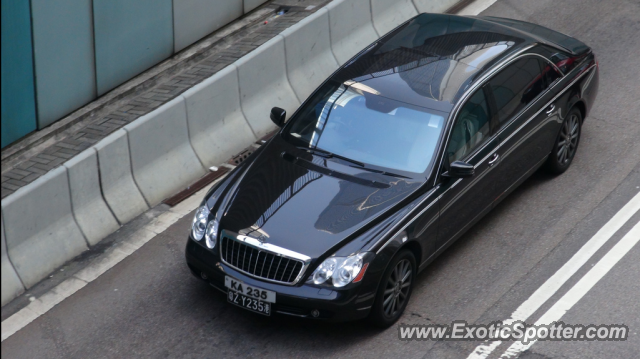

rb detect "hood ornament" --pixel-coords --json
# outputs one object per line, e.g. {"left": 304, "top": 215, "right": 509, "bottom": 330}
{"left": 238, "top": 226, "right": 270, "bottom": 245}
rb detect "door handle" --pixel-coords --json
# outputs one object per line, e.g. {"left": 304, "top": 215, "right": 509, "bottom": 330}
{"left": 488, "top": 153, "right": 500, "bottom": 166}
{"left": 546, "top": 104, "right": 556, "bottom": 116}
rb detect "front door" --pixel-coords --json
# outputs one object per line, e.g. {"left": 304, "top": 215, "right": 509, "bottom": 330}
{"left": 436, "top": 86, "right": 502, "bottom": 251}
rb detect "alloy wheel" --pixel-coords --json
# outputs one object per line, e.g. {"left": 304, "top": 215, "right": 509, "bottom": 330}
{"left": 382, "top": 259, "right": 412, "bottom": 317}
{"left": 557, "top": 114, "right": 580, "bottom": 164}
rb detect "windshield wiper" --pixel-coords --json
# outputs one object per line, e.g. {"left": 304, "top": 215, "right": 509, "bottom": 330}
{"left": 297, "top": 146, "right": 410, "bottom": 179}
{"left": 297, "top": 146, "right": 365, "bottom": 167}
{"left": 281, "top": 152, "right": 389, "bottom": 189}
{"left": 350, "top": 165, "right": 411, "bottom": 179}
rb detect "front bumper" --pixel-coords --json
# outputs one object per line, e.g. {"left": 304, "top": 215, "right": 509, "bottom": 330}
{"left": 185, "top": 239, "right": 379, "bottom": 322}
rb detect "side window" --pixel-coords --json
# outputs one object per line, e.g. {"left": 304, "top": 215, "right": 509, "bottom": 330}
{"left": 447, "top": 89, "right": 491, "bottom": 163}
{"left": 488, "top": 57, "right": 545, "bottom": 126}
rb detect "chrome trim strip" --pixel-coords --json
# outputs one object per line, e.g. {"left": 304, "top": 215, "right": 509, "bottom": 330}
{"left": 528, "top": 53, "right": 564, "bottom": 75}
{"left": 219, "top": 231, "right": 311, "bottom": 286}
{"left": 581, "top": 64, "right": 597, "bottom": 94}
{"left": 234, "top": 235, "right": 311, "bottom": 262}
{"left": 498, "top": 115, "right": 556, "bottom": 162}
{"left": 209, "top": 282, "right": 227, "bottom": 294}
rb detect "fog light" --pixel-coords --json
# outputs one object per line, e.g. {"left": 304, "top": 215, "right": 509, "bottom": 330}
{"left": 200, "top": 272, "right": 208, "bottom": 280}
{"left": 311, "top": 309, "right": 320, "bottom": 318}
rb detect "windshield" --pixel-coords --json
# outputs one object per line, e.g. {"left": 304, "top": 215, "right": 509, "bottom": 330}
{"left": 283, "top": 82, "right": 448, "bottom": 174}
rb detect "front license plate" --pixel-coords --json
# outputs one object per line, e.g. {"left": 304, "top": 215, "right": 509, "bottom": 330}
{"left": 225, "top": 276, "right": 276, "bottom": 316}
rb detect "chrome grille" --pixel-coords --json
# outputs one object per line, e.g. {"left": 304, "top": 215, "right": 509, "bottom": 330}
{"left": 220, "top": 236, "right": 304, "bottom": 284}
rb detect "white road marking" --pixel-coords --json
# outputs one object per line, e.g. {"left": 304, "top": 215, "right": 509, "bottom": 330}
{"left": 500, "top": 220, "right": 640, "bottom": 358}
{"left": 467, "top": 191, "right": 640, "bottom": 359}
{"left": 457, "top": 0, "right": 500, "bottom": 15}
{"left": 0, "top": 175, "right": 228, "bottom": 342}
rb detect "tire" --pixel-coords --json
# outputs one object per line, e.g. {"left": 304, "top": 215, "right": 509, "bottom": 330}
{"left": 544, "top": 107, "right": 582, "bottom": 175}
{"left": 368, "top": 249, "right": 416, "bottom": 328}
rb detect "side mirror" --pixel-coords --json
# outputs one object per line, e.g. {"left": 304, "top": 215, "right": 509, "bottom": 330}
{"left": 270, "top": 107, "right": 286, "bottom": 127}
{"left": 444, "top": 161, "right": 474, "bottom": 178}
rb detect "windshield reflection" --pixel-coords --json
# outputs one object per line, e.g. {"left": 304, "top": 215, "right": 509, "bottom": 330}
{"left": 289, "top": 84, "right": 446, "bottom": 174}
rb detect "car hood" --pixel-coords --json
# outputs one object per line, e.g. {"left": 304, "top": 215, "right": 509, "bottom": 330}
{"left": 217, "top": 135, "right": 423, "bottom": 259}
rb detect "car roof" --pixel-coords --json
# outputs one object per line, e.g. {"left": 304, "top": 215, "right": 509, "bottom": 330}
{"left": 330, "top": 13, "right": 539, "bottom": 113}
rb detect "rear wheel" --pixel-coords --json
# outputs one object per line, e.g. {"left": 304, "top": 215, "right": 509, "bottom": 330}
{"left": 368, "top": 249, "right": 415, "bottom": 328}
{"left": 544, "top": 108, "right": 582, "bottom": 174}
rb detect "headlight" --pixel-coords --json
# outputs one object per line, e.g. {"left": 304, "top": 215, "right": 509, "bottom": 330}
{"left": 311, "top": 253, "right": 366, "bottom": 287}
{"left": 191, "top": 205, "right": 210, "bottom": 241}
{"left": 205, "top": 219, "right": 218, "bottom": 249}
{"left": 312, "top": 258, "right": 339, "bottom": 285}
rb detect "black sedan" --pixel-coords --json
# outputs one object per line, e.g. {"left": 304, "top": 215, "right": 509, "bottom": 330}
{"left": 185, "top": 13, "right": 599, "bottom": 327}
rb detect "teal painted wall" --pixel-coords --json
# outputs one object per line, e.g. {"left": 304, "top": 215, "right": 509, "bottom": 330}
{"left": 31, "top": 0, "right": 97, "bottom": 128}
{"left": 1, "top": 0, "right": 263, "bottom": 149}
{"left": 93, "top": 0, "right": 174, "bottom": 95}
{"left": 1, "top": 0, "right": 37, "bottom": 148}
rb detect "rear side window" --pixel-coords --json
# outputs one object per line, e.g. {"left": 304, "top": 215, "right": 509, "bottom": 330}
{"left": 542, "top": 60, "right": 562, "bottom": 87}
{"left": 488, "top": 57, "right": 545, "bottom": 126}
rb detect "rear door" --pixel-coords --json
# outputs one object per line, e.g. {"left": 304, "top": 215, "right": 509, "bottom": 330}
{"left": 486, "top": 55, "right": 563, "bottom": 202}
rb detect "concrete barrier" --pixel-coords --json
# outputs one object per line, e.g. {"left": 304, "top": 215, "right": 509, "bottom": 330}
{"left": 183, "top": 65, "right": 257, "bottom": 168}
{"left": 124, "top": 97, "right": 206, "bottom": 206}
{"left": 94, "top": 129, "right": 149, "bottom": 223}
{"left": 326, "top": 0, "right": 380, "bottom": 64}
{"left": 371, "top": 0, "right": 418, "bottom": 36}
{"left": 413, "top": 0, "right": 459, "bottom": 13}
{"left": 236, "top": 36, "right": 300, "bottom": 138}
{"left": 64, "top": 148, "right": 120, "bottom": 246}
{"left": 281, "top": 8, "right": 339, "bottom": 102}
{"left": 1, "top": 212, "right": 25, "bottom": 306}
{"left": 1, "top": 167, "right": 88, "bottom": 289}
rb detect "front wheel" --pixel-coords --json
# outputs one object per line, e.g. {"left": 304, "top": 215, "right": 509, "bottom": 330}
{"left": 368, "top": 249, "right": 416, "bottom": 328}
{"left": 544, "top": 108, "right": 582, "bottom": 174}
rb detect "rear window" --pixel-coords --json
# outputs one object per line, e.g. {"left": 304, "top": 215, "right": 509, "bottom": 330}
{"left": 482, "top": 17, "right": 589, "bottom": 55}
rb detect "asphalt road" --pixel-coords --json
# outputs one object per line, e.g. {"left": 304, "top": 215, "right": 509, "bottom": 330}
{"left": 2, "top": 0, "right": 640, "bottom": 358}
